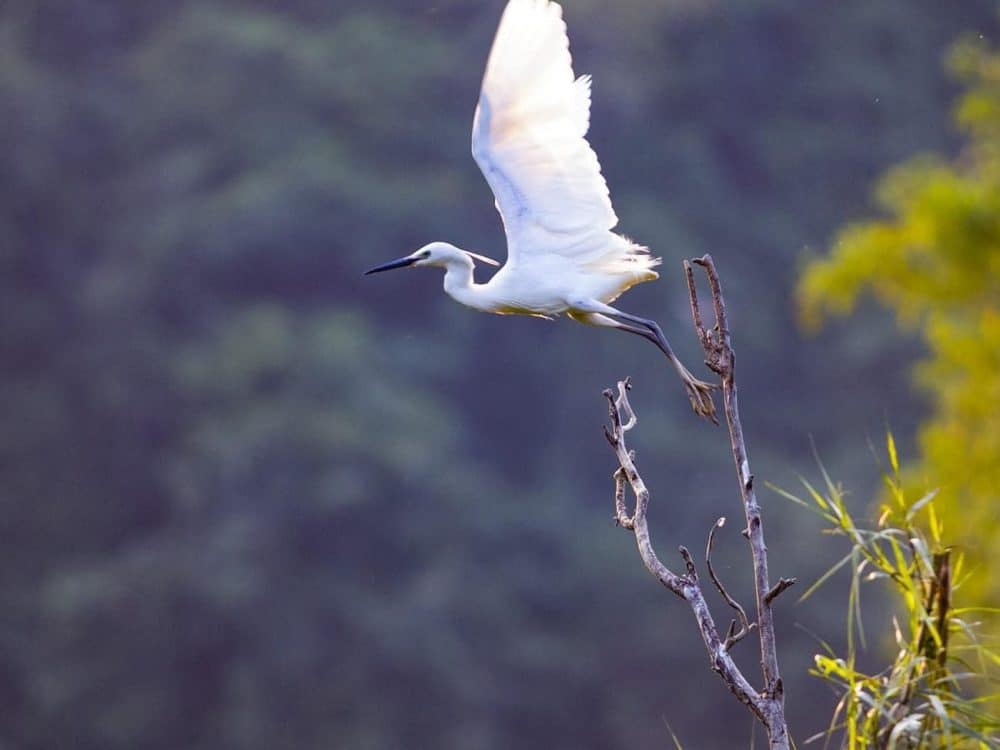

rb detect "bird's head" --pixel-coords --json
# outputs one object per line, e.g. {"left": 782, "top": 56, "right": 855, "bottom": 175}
{"left": 365, "top": 242, "right": 500, "bottom": 275}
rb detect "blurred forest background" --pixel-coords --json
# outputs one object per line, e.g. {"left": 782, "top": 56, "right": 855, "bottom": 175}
{"left": 2, "top": 1, "right": 998, "bottom": 748}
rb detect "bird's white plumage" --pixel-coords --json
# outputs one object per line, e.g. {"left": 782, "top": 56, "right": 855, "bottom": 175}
{"left": 473, "top": 0, "right": 614, "bottom": 239}
{"left": 471, "top": 0, "right": 658, "bottom": 290}
{"left": 365, "top": 0, "right": 717, "bottom": 421}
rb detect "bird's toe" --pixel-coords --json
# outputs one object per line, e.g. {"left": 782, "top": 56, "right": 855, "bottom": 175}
{"left": 684, "top": 379, "right": 718, "bottom": 424}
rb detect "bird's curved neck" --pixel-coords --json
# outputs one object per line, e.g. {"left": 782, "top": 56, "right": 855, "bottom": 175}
{"left": 442, "top": 258, "right": 489, "bottom": 311}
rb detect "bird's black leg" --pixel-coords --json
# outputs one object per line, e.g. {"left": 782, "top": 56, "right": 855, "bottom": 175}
{"left": 611, "top": 321, "right": 664, "bottom": 351}
{"left": 608, "top": 312, "right": 679, "bottom": 361}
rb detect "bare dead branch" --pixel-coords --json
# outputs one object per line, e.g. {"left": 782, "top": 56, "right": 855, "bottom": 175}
{"left": 685, "top": 254, "right": 790, "bottom": 748}
{"left": 603, "top": 383, "right": 687, "bottom": 598}
{"left": 603, "top": 380, "right": 768, "bottom": 724}
{"left": 603, "top": 255, "right": 791, "bottom": 749}
{"left": 684, "top": 261, "right": 723, "bottom": 374}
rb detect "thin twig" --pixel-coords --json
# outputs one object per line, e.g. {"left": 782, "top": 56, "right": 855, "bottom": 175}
{"left": 706, "top": 517, "right": 755, "bottom": 649}
{"left": 765, "top": 578, "right": 797, "bottom": 606}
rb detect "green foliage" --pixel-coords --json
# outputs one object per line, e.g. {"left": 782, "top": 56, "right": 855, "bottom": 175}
{"left": 774, "top": 436, "right": 1000, "bottom": 748}
{"left": 798, "top": 36, "right": 1000, "bottom": 611}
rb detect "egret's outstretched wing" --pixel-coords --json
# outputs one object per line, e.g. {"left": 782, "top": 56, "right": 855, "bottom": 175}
{"left": 472, "top": 0, "right": 618, "bottom": 265}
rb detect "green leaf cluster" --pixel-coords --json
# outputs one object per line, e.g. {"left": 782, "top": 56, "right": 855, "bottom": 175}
{"left": 774, "top": 436, "right": 1000, "bottom": 748}
{"left": 798, "top": 36, "right": 1000, "bottom": 612}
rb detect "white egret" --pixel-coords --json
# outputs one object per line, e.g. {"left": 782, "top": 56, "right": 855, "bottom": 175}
{"left": 366, "top": 0, "right": 716, "bottom": 421}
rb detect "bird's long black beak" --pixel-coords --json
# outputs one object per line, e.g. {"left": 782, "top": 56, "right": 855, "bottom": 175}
{"left": 364, "top": 256, "right": 418, "bottom": 275}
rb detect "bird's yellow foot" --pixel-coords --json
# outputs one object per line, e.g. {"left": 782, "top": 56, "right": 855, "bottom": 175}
{"left": 683, "top": 376, "right": 718, "bottom": 424}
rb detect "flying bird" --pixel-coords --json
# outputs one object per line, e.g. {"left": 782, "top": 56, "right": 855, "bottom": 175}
{"left": 366, "top": 0, "right": 716, "bottom": 421}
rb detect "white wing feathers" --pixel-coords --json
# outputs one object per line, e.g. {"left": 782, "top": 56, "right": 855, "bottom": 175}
{"left": 472, "top": 0, "right": 619, "bottom": 262}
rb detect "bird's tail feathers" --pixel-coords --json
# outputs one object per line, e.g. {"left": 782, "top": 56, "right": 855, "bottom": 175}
{"left": 585, "top": 235, "right": 660, "bottom": 281}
